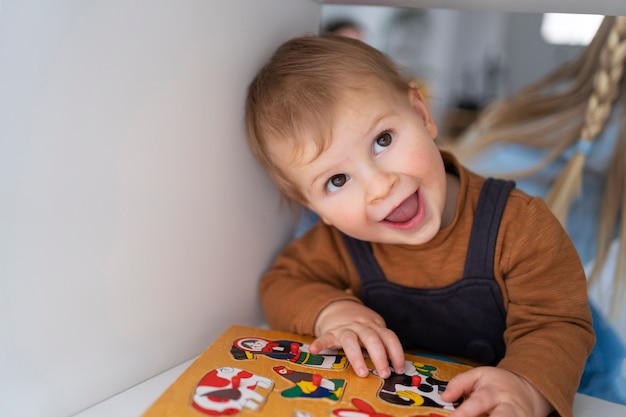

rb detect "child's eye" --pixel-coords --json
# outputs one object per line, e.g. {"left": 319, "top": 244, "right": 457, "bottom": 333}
{"left": 326, "top": 174, "right": 349, "bottom": 192}
{"left": 373, "top": 131, "right": 393, "bottom": 154}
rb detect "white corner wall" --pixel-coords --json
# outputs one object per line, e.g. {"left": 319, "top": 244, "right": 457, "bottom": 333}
{"left": 0, "top": 1, "right": 320, "bottom": 416}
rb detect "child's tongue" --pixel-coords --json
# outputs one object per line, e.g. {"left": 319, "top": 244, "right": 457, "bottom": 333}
{"left": 385, "top": 193, "right": 419, "bottom": 223}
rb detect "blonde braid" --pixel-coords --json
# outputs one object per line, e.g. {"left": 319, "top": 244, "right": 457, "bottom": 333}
{"left": 588, "top": 85, "right": 626, "bottom": 318}
{"left": 453, "top": 17, "right": 626, "bottom": 316}
{"left": 545, "top": 16, "right": 626, "bottom": 225}
{"left": 452, "top": 18, "right": 614, "bottom": 174}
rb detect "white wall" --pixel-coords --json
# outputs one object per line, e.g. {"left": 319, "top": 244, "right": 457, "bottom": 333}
{"left": 0, "top": 1, "right": 320, "bottom": 416}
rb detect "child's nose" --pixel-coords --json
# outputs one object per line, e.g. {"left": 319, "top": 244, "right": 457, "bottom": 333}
{"left": 365, "top": 167, "right": 397, "bottom": 205}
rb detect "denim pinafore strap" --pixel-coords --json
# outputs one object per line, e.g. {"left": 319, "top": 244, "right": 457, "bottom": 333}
{"left": 341, "top": 178, "right": 514, "bottom": 365}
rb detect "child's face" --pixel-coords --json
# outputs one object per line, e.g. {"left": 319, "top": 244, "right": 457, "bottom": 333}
{"left": 276, "top": 82, "right": 448, "bottom": 245}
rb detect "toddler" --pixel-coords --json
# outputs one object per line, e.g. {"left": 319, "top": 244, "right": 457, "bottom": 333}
{"left": 245, "top": 35, "right": 594, "bottom": 417}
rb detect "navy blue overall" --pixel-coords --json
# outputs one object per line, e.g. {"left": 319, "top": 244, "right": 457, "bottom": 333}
{"left": 340, "top": 178, "right": 515, "bottom": 365}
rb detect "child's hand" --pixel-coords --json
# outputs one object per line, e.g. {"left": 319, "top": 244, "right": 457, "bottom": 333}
{"left": 308, "top": 300, "right": 405, "bottom": 379}
{"left": 441, "top": 366, "right": 553, "bottom": 417}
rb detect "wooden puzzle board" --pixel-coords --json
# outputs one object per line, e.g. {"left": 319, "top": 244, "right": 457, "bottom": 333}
{"left": 142, "top": 325, "right": 478, "bottom": 417}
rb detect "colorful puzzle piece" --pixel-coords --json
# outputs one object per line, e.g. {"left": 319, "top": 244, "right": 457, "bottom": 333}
{"left": 371, "top": 360, "right": 461, "bottom": 411}
{"left": 191, "top": 366, "right": 273, "bottom": 415}
{"left": 274, "top": 365, "right": 346, "bottom": 401}
{"left": 333, "top": 398, "right": 394, "bottom": 417}
{"left": 230, "top": 336, "right": 348, "bottom": 370}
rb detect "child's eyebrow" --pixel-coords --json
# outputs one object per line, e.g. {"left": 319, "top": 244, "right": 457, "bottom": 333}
{"left": 364, "top": 115, "right": 387, "bottom": 138}
{"left": 308, "top": 166, "right": 334, "bottom": 192}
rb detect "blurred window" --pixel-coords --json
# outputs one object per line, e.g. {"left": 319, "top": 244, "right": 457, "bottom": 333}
{"left": 541, "top": 13, "right": 603, "bottom": 45}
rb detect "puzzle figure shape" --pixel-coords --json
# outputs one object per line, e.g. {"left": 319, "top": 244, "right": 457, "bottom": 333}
{"left": 372, "top": 360, "right": 461, "bottom": 411}
{"left": 192, "top": 366, "right": 273, "bottom": 415}
{"left": 332, "top": 398, "right": 449, "bottom": 417}
{"left": 231, "top": 336, "right": 348, "bottom": 370}
{"left": 333, "top": 398, "right": 394, "bottom": 417}
{"left": 274, "top": 365, "right": 346, "bottom": 401}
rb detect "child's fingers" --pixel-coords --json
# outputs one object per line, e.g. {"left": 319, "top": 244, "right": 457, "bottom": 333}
{"left": 443, "top": 367, "right": 550, "bottom": 417}
{"left": 355, "top": 327, "right": 393, "bottom": 378}
{"left": 309, "top": 332, "right": 337, "bottom": 354}
{"left": 380, "top": 330, "right": 405, "bottom": 374}
{"left": 311, "top": 331, "right": 370, "bottom": 377}
{"left": 450, "top": 392, "right": 496, "bottom": 417}
{"left": 443, "top": 369, "right": 494, "bottom": 417}
{"left": 440, "top": 368, "right": 479, "bottom": 402}
{"left": 338, "top": 331, "right": 370, "bottom": 377}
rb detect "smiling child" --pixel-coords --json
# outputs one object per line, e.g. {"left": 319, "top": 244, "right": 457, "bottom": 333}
{"left": 245, "top": 35, "right": 594, "bottom": 417}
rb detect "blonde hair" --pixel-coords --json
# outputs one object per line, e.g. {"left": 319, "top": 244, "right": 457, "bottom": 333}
{"left": 245, "top": 34, "right": 409, "bottom": 204}
{"left": 454, "top": 16, "right": 626, "bottom": 317}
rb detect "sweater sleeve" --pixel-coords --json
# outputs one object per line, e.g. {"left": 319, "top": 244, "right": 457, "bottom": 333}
{"left": 496, "top": 195, "right": 595, "bottom": 417}
{"left": 259, "top": 224, "right": 360, "bottom": 336}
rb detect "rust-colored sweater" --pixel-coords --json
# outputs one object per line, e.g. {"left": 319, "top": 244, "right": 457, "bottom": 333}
{"left": 260, "top": 151, "right": 594, "bottom": 417}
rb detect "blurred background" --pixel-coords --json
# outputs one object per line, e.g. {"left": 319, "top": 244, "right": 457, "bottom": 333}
{"left": 320, "top": 4, "right": 602, "bottom": 141}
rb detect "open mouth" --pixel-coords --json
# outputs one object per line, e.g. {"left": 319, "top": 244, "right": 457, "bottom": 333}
{"left": 384, "top": 190, "right": 421, "bottom": 224}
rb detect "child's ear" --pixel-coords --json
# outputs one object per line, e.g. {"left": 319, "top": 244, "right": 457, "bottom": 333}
{"left": 407, "top": 81, "right": 438, "bottom": 139}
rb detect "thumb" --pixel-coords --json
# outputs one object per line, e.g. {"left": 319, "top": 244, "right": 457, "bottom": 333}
{"left": 441, "top": 368, "right": 480, "bottom": 402}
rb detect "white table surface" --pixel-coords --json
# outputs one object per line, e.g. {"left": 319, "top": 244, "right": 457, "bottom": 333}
{"left": 73, "top": 357, "right": 626, "bottom": 417}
